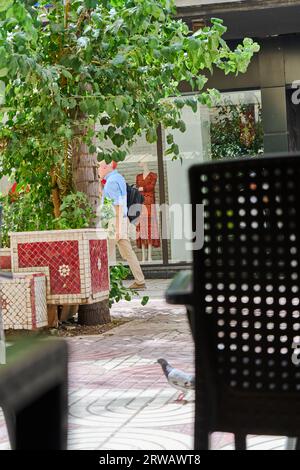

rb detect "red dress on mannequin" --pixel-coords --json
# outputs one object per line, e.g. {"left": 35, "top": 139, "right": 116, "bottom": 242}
{"left": 136, "top": 172, "right": 160, "bottom": 248}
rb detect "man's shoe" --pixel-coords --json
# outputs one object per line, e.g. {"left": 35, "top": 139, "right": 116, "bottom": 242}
{"left": 129, "top": 282, "right": 146, "bottom": 290}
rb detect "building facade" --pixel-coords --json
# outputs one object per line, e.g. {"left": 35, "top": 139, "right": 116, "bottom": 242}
{"left": 118, "top": 1, "right": 300, "bottom": 269}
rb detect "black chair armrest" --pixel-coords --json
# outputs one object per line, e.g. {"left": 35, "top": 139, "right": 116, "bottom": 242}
{"left": 165, "top": 271, "right": 193, "bottom": 305}
{"left": 0, "top": 338, "right": 68, "bottom": 449}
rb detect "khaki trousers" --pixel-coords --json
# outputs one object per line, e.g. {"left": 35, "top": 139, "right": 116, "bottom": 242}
{"left": 107, "top": 218, "right": 145, "bottom": 285}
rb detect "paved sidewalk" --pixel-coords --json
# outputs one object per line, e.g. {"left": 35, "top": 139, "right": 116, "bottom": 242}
{"left": 67, "top": 279, "right": 193, "bottom": 450}
{"left": 68, "top": 304, "right": 194, "bottom": 449}
{"left": 0, "top": 280, "right": 288, "bottom": 450}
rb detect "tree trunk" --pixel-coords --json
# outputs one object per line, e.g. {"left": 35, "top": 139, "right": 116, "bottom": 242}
{"left": 78, "top": 300, "right": 110, "bottom": 326}
{"left": 72, "top": 127, "right": 100, "bottom": 221}
{"left": 50, "top": 168, "right": 61, "bottom": 218}
{"left": 47, "top": 305, "right": 58, "bottom": 328}
{"left": 72, "top": 120, "right": 111, "bottom": 325}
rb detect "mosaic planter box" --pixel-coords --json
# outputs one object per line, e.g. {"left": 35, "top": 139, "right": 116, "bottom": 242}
{"left": 0, "top": 272, "right": 47, "bottom": 330}
{"left": 0, "top": 248, "right": 12, "bottom": 271}
{"left": 10, "top": 229, "right": 109, "bottom": 305}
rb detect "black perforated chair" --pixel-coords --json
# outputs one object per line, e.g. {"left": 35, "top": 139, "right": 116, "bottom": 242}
{"left": 166, "top": 154, "right": 300, "bottom": 450}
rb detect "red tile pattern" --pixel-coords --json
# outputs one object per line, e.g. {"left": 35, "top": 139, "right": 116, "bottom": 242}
{"left": 0, "top": 254, "right": 11, "bottom": 270}
{"left": 89, "top": 240, "right": 109, "bottom": 294}
{"left": 18, "top": 241, "right": 81, "bottom": 294}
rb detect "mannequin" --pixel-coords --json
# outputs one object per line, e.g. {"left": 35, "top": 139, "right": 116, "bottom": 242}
{"left": 136, "top": 156, "right": 160, "bottom": 261}
{"left": 139, "top": 158, "right": 152, "bottom": 262}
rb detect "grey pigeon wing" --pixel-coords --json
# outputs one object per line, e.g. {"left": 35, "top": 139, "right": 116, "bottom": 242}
{"left": 167, "top": 368, "right": 195, "bottom": 392}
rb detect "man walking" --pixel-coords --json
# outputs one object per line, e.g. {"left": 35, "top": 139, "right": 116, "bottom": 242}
{"left": 98, "top": 160, "right": 146, "bottom": 290}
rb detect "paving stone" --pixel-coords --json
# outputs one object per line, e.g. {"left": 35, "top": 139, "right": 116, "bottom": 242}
{"left": 0, "top": 280, "right": 289, "bottom": 450}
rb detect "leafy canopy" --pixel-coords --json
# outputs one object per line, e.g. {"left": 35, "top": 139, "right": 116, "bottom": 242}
{"left": 0, "top": 0, "right": 260, "bottom": 190}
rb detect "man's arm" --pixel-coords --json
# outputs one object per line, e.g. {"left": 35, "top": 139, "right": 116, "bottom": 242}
{"left": 105, "top": 181, "right": 125, "bottom": 240}
{"left": 114, "top": 204, "right": 124, "bottom": 240}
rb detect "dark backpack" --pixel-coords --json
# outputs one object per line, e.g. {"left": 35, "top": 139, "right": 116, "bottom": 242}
{"left": 126, "top": 183, "right": 144, "bottom": 224}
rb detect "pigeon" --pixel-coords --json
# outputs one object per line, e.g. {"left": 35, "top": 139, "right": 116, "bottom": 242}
{"left": 157, "top": 358, "right": 195, "bottom": 402}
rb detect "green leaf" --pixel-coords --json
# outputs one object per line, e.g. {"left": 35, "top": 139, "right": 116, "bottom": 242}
{"left": 67, "top": 98, "right": 77, "bottom": 109}
{"left": 84, "top": 0, "right": 98, "bottom": 7}
{"left": 0, "top": 68, "right": 8, "bottom": 78}
{"left": 185, "top": 97, "right": 198, "bottom": 113}
{"left": 174, "top": 98, "right": 185, "bottom": 109}
{"left": 177, "top": 120, "right": 186, "bottom": 133}
{"left": 211, "top": 18, "right": 227, "bottom": 35}
{"left": 141, "top": 296, "right": 149, "bottom": 306}
{"left": 105, "top": 99, "right": 115, "bottom": 116}
{"left": 196, "top": 75, "right": 208, "bottom": 90}
{"left": 115, "top": 96, "right": 123, "bottom": 109}
{"left": 79, "top": 101, "right": 89, "bottom": 114}
{"left": 166, "top": 134, "right": 174, "bottom": 145}
{"left": 112, "top": 133, "right": 125, "bottom": 147}
{"left": 188, "top": 37, "right": 200, "bottom": 52}
{"left": 0, "top": 0, "right": 13, "bottom": 13}
{"left": 137, "top": 113, "right": 147, "bottom": 128}
{"left": 107, "top": 126, "right": 116, "bottom": 139}
{"left": 116, "top": 109, "right": 129, "bottom": 127}
{"left": 61, "top": 69, "right": 73, "bottom": 81}
{"left": 146, "top": 127, "right": 157, "bottom": 143}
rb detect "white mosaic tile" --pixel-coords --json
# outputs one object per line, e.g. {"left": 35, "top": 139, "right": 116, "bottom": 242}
{"left": 0, "top": 272, "right": 47, "bottom": 330}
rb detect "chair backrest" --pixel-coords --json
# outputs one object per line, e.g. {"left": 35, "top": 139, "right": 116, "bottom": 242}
{"left": 190, "top": 154, "right": 300, "bottom": 396}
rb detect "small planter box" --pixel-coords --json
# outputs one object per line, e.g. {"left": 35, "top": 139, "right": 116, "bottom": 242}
{"left": 0, "top": 248, "right": 12, "bottom": 271}
{"left": 10, "top": 229, "right": 109, "bottom": 305}
{"left": 0, "top": 272, "right": 47, "bottom": 330}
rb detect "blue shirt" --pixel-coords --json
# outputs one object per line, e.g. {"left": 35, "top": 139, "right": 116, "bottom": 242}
{"left": 102, "top": 170, "right": 127, "bottom": 217}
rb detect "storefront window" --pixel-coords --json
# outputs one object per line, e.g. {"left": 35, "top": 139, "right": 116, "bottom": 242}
{"left": 117, "top": 136, "right": 163, "bottom": 264}
{"left": 162, "top": 101, "right": 210, "bottom": 263}
{"left": 104, "top": 89, "right": 263, "bottom": 266}
{"left": 163, "top": 90, "right": 263, "bottom": 264}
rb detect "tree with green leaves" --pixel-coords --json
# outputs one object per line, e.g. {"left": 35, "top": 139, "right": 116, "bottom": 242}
{"left": 0, "top": 0, "right": 259, "bottom": 214}
{"left": 0, "top": 0, "right": 259, "bottom": 323}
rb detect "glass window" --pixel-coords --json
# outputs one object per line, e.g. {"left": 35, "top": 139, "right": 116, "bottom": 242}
{"left": 117, "top": 135, "right": 163, "bottom": 264}
{"left": 163, "top": 90, "right": 263, "bottom": 264}
{"left": 100, "top": 89, "right": 263, "bottom": 266}
{"left": 209, "top": 90, "right": 263, "bottom": 161}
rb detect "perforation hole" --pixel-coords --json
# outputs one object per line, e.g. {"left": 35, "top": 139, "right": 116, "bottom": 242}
{"left": 280, "top": 348, "right": 288, "bottom": 355}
